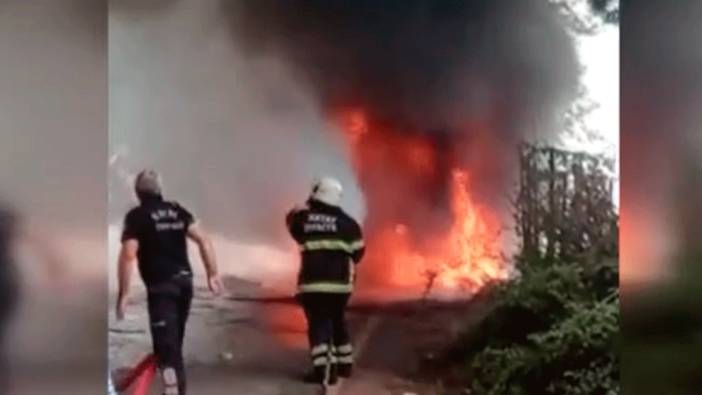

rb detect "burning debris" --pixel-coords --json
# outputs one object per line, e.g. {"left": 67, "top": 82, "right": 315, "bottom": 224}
{"left": 338, "top": 110, "right": 507, "bottom": 293}
{"left": 226, "top": 0, "right": 578, "bottom": 295}
{"left": 110, "top": 0, "right": 579, "bottom": 297}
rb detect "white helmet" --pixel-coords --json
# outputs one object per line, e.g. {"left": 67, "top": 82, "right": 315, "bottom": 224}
{"left": 310, "top": 177, "right": 343, "bottom": 206}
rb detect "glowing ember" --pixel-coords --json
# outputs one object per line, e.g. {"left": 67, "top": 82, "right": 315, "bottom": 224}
{"left": 337, "top": 109, "right": 509, "bottom": 294}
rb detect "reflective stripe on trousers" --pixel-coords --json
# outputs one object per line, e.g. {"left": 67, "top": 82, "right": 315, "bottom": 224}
{"left": 335, "top": 343, "right": 354, "bottom": 364}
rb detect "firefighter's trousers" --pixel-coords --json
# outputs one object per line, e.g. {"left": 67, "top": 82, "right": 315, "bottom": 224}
{"left": 298, "top": 292, "right": 354, "bottom": 384}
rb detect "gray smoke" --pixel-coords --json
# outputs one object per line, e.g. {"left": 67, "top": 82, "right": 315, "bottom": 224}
{"left": 109, "top": 0, "right": 580, "bottom": 259}
{"left": 224, "top": 0, "right": 578, "bottom": 140}
{"left": 223, "top": 0, "right": 580, "bottom": 242}
{"left": 109, "top": 0, "right": 364, "bottom": 246}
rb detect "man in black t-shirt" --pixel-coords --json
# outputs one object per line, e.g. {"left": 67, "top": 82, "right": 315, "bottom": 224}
{"left": 116, "top": 170, "right": 221, "bottom": 395}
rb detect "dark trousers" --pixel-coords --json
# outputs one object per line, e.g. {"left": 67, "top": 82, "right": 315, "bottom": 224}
{"left": 298, "top": 292, "right": 353, "bottom": 384}
{"left": 147, "top": 276, "right": 193, "bottom": 395}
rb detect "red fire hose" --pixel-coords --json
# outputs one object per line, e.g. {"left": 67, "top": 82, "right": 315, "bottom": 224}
{"left": 115, "top": 354, "right": 157, "bottom": 394}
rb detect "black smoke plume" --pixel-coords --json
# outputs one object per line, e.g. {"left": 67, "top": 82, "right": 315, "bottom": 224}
{"left": 224, "top": 0, "right": 578, "bottom": 138}
{"left": 223, "top": 0, "right": 580, "bottom": 240}
{"left": 108, "top": 1, "right": 581, "bottom": 269}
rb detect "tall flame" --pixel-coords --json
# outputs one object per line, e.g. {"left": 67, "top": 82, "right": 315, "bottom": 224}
{"left": 338, "top": 109, "right": 509, "bottom": 295}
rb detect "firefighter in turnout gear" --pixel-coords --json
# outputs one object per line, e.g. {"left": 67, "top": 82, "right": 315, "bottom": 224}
{"left": 286, "top": 177, "right": 365, "bottom": 386}
{"left": 116, "top": 170, "right": 222, "bottom": 395}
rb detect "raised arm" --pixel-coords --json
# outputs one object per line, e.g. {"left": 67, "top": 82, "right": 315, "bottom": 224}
{"left": 286, "top": 205, "right": 307, "bottom": 243}
{"left": 187, "top": 222, "right": 222, "bottom": 295}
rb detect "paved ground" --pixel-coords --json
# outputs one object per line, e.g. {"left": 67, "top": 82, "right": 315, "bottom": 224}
{"left": 109, "top": 277, "right": 477, "bottom": 395}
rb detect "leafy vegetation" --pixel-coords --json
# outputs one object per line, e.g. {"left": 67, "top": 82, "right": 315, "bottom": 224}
{"left": 444, "top": 146, "right": 619, "bottom": 395}
{"left": 453, "top": 257, "right": 618, "bottom": 395}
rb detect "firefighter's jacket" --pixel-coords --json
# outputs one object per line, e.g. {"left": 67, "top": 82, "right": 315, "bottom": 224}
{"left": 286, "top": 199, "right": 365, "bottom": 294}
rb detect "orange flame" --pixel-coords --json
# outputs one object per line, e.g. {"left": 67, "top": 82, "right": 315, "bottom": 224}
{"left": 337, "top": 109, "right": 509, "bottom": 294}
{"left": 439, "top": 169, "right": 507, "bottom": 290}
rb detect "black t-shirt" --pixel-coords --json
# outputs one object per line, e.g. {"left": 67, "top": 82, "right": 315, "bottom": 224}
{"left": 121, "top": 196, "right": 195, "bottom": 287}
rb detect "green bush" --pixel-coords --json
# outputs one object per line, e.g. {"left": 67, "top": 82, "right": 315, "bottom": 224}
{"left": 449, "top": 256, "right": 619, "bottom": 395}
